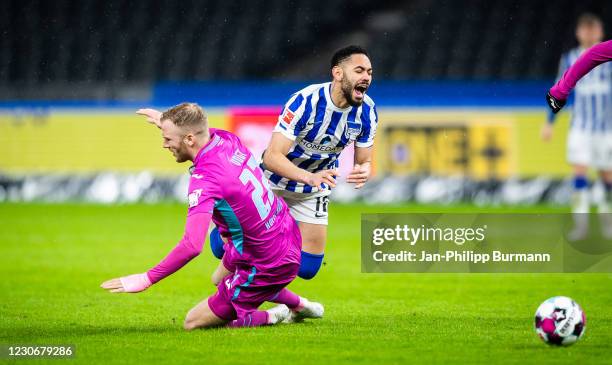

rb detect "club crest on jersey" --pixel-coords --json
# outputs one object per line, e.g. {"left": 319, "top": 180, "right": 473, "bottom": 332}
{"left": 282, "top": 109, "right": 295, "bottom": 124}
{"left": 188, "top": 189, "right": 202, "bottom": 208}
{"left": 345, "top": 121, "right": 361, "bottom": 139}
{"left": 230, "top": 149, "right": 247, "bottom": 166}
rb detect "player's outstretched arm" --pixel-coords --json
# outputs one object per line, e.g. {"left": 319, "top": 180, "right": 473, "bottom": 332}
{"left": 549, "top": 40, "right": 612, "bottom": 110}
{"left": 101, "top": 273, "right": 151, "bottom": 293}
{"left": 100, "top": 212, "right": 211, "bottom": 293}
{"left": 136, "top": 108, "right": 163, "bottom": 128}
{"left": 347, "top": 146, "right": 372, "bottom": 189}
{"left": 263, "top": 132, "right": 339, "bottom": 189}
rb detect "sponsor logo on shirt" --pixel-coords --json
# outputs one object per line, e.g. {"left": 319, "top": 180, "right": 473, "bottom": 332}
{"left": 300, "top": 141, "right": 343, "bottom": 152}
{"left": 188, "top": 189, "right": 202, "bottom": 208}
{"left": 282, "top": 109, "right": 295, "bottom": 124}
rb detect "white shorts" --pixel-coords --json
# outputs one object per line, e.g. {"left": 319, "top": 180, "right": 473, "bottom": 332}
{"left": 567, "top": 129, "right": 612, "bottom": 170}
{"left": 272, "top": 188, "right": 331, "bottom": 225}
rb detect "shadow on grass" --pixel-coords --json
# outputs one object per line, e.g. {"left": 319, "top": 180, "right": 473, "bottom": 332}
{"left": 3, "top": 320, "right": 320, "bottom": 341}
{"left": 4, "top": 324, "right": 178, "bottom": 340}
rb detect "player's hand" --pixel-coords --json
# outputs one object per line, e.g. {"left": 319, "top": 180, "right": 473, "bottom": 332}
{"left": 136, "top": 108, "right": 163, "bottom": 128}
{"left": 346, "top": 163, "right": 370, "bottom": 189}
{"left": 546, "top": 92, "right": 566, "bottom": 114}
{"left": 540, "top": 123, "right": 553, "bottom": 142}
{"left": 307, "top": 169, "right": 339, "bottom": 189}
{"left": 100, "top": 273, "right": 152, "bottom": 293}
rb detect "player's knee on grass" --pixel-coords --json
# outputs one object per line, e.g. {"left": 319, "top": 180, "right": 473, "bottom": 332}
{"left": 209, "top": 227, "right": 225, "bottom": 259}
{"left": 184, "top": 309, "right": 208, "bottom": 331}
{"left": 183, "top": 316, "right": 204, "bottom": 331}
{"left": 298, "top": 251, "right": 324, "bottom": 280}
{"left": 184, "top": 300, "right": 227, "bottom": 330}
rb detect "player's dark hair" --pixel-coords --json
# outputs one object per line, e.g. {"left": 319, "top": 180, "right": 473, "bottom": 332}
{"left": 577, "top": 13, "right": 603, "bottom": 27}
{"left": 330, "top": 45, "right": 369, "bottom": 69}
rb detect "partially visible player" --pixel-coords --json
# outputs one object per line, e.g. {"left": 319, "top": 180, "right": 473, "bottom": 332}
{"left": 543, "top": 14, "right": 612, "bottom": 239}
{"left": 548, "top": 41, "right": 612, "bottom": 108}
{"left": 101, "top": 103, "right": 323, "bottom": 329}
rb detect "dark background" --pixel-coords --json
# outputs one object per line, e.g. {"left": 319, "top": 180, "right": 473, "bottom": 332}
{"left": 3, "top": 0, "right": 612, "bottom": 89}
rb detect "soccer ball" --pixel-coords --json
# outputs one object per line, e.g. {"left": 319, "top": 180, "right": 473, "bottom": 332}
{"left": 534, "top": 296, "right": 586, "bottom": 346}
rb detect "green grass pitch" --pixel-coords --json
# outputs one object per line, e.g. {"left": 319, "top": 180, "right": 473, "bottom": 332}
{"left": 1, "top": 202, "right": 611, "bottom": 364}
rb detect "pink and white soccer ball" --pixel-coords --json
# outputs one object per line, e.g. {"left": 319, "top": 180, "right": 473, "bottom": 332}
{"left": 534, "top": 296, "right": 586, "bottom": 346}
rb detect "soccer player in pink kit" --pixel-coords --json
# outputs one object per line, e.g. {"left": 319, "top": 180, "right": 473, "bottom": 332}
{"left": 101, "top": 103, "right": 323, "bottom": 329}
{"left": 546, "top": 38, "right": 612, "bottom": 239}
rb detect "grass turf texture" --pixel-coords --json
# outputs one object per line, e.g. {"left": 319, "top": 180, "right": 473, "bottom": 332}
{"left": 1, "top": 202, "right": 611, "bottom": 364}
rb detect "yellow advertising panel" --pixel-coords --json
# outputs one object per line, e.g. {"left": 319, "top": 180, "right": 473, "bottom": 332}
{"left": 0, "top": 111, "right": 227, "bottom": 174}
{"left": 377, "top": 109, "right": 571, "bottom": 179}
{"left": 387, "top": 125, "right": 469, "bottom": 176}
{"left": 0, "top": 108, "right": 571, "bottom": 178}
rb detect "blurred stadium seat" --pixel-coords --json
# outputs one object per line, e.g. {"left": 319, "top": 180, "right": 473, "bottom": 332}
{"left": 2, "top": 0, "right": 612, "bottom": 90}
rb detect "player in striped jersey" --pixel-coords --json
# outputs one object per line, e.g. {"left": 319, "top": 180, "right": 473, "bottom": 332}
{"left": 259, "top": 45, "right": 377, "bottom": 280}
{"left": 542, "top": 14, "right": 612, "bottom": 240}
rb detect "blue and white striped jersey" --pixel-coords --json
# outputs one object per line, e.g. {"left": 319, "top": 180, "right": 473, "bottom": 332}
{"left": 555, "top": 47, "right": 612, "bottom": 133}
{"left": 264, "top": 82, "right": 378, "bottom": 193}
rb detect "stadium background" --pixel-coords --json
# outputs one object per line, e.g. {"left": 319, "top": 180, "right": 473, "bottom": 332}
{"left": 2, "top": 1, "right": 612, "bottom": 365}
{"left": 3, "top": 0, "right": 612, "bottom": 204}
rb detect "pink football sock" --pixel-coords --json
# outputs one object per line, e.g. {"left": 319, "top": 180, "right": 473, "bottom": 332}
{"left": 227, "top": 311, "right": 269, "bottom": 328}
{"left": 270, "top": 288, "right": 303, "bottom": 311}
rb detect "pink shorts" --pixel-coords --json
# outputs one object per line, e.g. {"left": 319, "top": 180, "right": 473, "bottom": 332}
{"left": 207, "top": 261, "right": 299, "bottom": 320}
{"left": 208, "top": 212, "right": 302, "bottom": 320}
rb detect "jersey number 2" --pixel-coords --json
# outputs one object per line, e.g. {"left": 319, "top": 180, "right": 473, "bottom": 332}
{"left": 239, "top": 156, "right": 275, "bottom": 220}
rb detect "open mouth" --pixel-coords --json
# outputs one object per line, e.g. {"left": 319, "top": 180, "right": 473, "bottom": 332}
{"left": 354, "top": 84, "right": 369, "bottom": 99}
